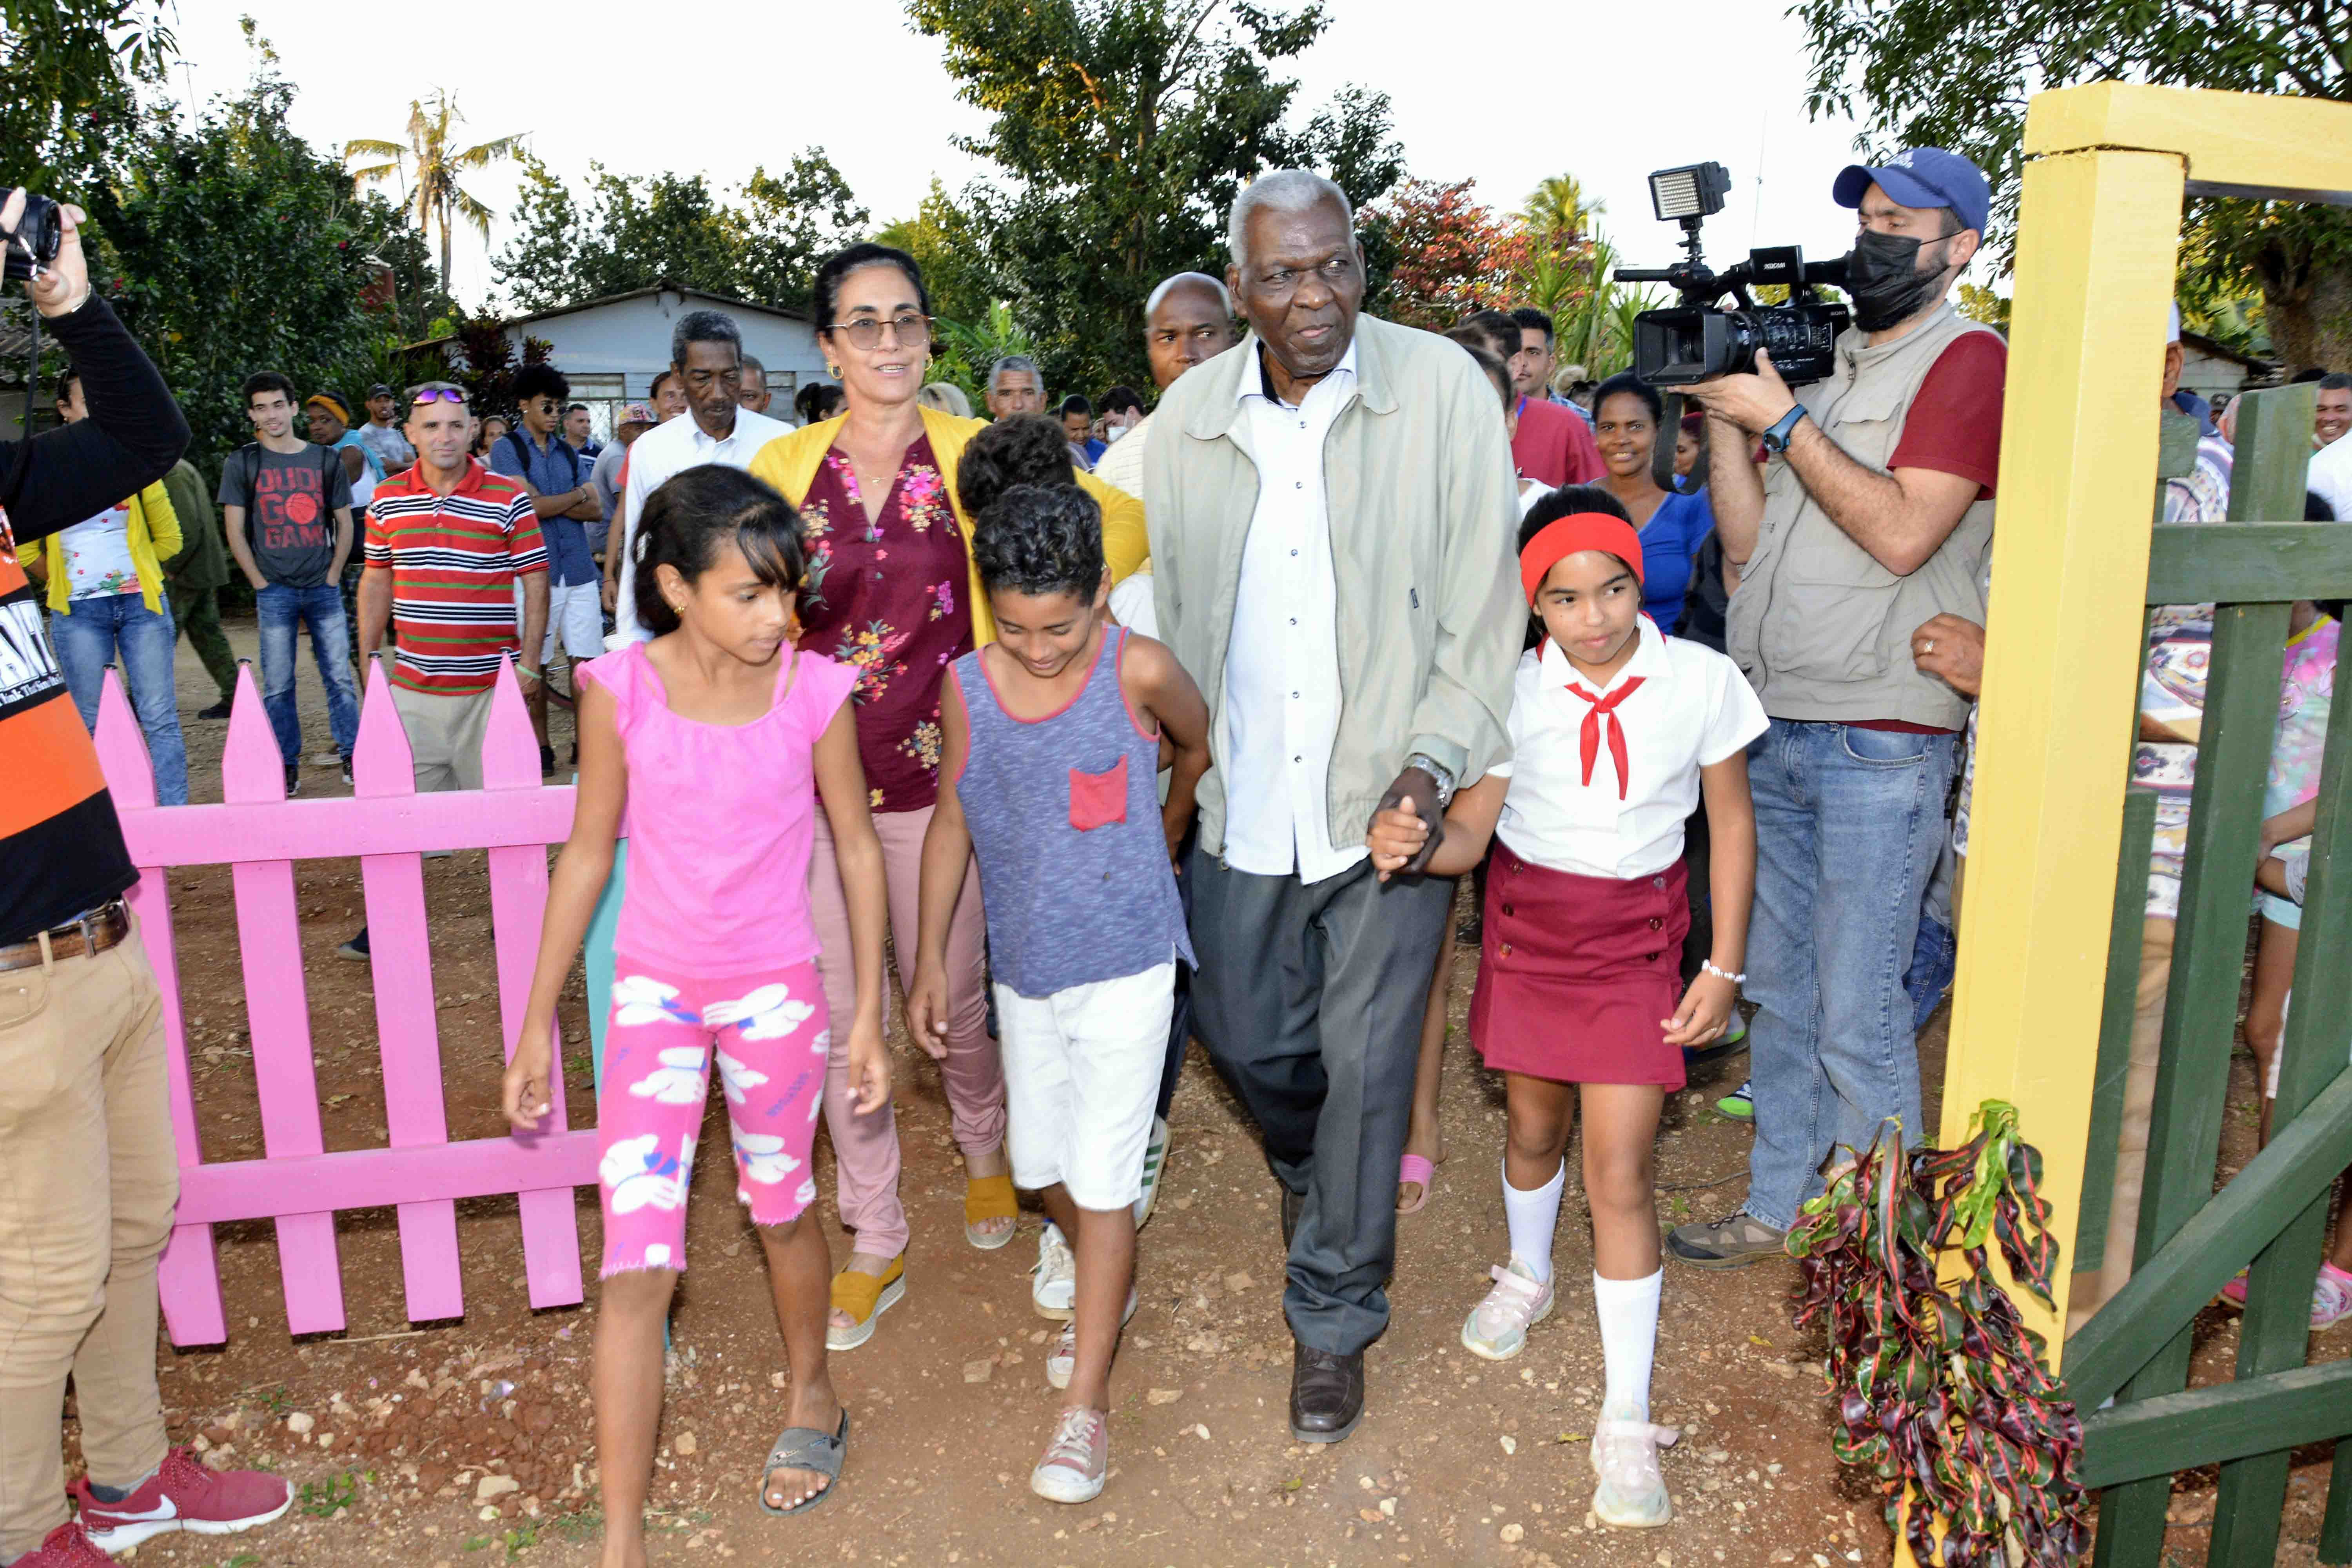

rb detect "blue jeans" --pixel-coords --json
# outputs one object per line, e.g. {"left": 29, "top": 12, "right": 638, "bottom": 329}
{"left": 256, "top": 583, "right": 359, "bottom": 766}
{"left": 51, "top": 591, "right": 188, "bottom": 805}
{"left": 1742, "top": 719, "right": 1958, "bottom": 1229}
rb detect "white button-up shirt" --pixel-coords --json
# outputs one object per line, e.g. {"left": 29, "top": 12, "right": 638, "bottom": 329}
{"left": 1490, "top": 618, "right": 1769, "bottom": 880}
{"left": 1219, "top": 343, "right": 1360, "bottom": 883}
{"left": 609, "top": 406, "right": 795, "bottom": 647}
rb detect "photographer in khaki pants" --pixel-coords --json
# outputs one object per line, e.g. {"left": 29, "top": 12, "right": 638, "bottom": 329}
{"left": 0, "top": 189, "right": 292, "bottom": 1567}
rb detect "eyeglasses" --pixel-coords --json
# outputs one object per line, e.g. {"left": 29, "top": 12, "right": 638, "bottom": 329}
{"left": 827, "top": 312, "right": 932, "bottom": 351}
{"left": 407, "top": 386, "right": 466, "bottom": 406}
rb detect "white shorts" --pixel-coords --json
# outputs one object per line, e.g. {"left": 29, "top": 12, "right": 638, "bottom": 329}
{"left": 997, "top": 961, "right": 1175, "bottom": 1211}
{"left": 516, "top": 579, "right": 604, "bottom": 662}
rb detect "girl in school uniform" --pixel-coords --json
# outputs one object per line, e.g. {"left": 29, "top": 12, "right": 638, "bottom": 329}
{"left": 1369, "top": 510, "right": 1765, "bottom": 1530}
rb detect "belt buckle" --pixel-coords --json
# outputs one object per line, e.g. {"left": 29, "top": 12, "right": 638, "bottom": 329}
{"left": 74, "top": 901, "right": 116, "bottom": 950}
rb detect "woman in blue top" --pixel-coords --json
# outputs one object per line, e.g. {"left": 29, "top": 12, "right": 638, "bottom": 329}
{"left": 1590, "top": 373, "right": 1715, "bottom": 631}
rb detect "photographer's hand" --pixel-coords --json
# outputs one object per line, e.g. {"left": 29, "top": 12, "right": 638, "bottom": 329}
{"left": 5, "top": 190, "right": 91, "bottom": 316}
{"left": 1677, "top": 347, "right": 1798, "bottom": 437}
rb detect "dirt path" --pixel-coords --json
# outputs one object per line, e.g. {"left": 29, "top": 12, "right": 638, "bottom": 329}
{"left": 58, "top": 617, "right": 2344, "bottom": 1566}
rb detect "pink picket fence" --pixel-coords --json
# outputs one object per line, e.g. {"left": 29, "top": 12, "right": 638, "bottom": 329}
{"left": 94, "top": 657, "right": 602, "bottom": 1347}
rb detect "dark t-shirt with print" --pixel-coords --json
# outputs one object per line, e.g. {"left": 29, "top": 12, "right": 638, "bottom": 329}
{"left": 216, "top": 443, "right": 352, "bottom": 587}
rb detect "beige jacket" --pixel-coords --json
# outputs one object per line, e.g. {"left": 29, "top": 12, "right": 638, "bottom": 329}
{"left": 1145, "top": 313, "right": 1522, "bottom": 859}
{"left": 1726, "top": 303, "right": 2000, "bottom": 728}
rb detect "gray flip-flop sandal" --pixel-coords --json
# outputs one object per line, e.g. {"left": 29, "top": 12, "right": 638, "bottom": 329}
{"left": 758, "top": 1410, "right": 849, "bottom": 1516}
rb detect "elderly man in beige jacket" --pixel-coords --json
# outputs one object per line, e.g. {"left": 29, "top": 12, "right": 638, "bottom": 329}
{"left": 1145, "top": 169, "right": 1522, "bottom": 1449}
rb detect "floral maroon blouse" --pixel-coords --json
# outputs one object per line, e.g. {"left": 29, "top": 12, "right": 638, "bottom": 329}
{"left": 795, "top": 434, "right": 972, "bottom": 812}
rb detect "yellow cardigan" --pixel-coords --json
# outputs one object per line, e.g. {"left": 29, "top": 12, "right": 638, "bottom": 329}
{"left": 746, "top": 403, "right": 1147, "bottom": 647}
{"left": 43, "top": 481, "right": 183, "bottom": 615}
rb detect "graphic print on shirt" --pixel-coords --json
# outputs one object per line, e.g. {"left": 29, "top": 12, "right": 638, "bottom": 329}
{"left": 0, "top": 592, "right": 64, "bottom": 710}
{"left": 61, "top": 504, "right": 140, "bottom": 598}
{"left": 253, "top": 455, "right": 332, "bottom": 554}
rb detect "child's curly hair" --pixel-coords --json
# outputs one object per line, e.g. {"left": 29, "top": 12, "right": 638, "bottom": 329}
{"left": 954, "top": 414, "right": 1078, "bottom": 520}
{"left": 971, "top": 483, "right": 1104, "bottom": 602}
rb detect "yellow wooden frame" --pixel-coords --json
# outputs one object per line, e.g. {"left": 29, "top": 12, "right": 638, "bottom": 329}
{"left": 1942, "top": 80, "right": 2352, "bottom": 1357}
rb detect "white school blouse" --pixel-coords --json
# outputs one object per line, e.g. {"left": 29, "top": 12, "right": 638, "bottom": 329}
{"left": 1488, "top": 617, "right": 1768, "bottom": 880}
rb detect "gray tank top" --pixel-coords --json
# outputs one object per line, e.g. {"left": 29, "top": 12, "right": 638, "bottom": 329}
{"left": 952, "top": 627, "right": 1194, "bottom": 998}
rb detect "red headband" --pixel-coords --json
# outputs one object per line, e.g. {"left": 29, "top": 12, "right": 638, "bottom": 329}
{"left": 1519, "top": 514, "right": 1646, "bottom": 606}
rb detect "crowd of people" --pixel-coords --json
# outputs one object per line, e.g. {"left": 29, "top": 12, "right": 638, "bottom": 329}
{"left": 1, "top": 138, "right": 2346, "bottom": 1567}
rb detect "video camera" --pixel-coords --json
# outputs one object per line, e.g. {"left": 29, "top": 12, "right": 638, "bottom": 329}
{"left": 1617, "top": 163, "right": 1849, "bottom": 388}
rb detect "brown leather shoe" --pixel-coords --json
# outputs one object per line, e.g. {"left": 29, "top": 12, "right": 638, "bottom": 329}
{"left": 1289, "top": 1343, "right": 1364, "bottom": 1444}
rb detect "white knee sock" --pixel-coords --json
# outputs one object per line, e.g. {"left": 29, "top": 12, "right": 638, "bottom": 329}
{"left": 1594, "top": 1269, "right": 1663, "bottom": 1422}
{"left": 1502, "top": 1159, "right": 1566, "bottom": 1284}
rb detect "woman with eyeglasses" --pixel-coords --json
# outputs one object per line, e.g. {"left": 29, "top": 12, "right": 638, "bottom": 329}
{"left": 748, "top": 243, "right": 1147, "bottom": 1353}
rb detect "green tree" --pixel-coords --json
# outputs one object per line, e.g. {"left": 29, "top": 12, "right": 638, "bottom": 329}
{"left": 345, "top": 89, "right": 525, "bottom": 287}
{"left": 1793, "top": 0, "right": 2351, "bottom": 372}
{"left": 1523, "top": 172, "right": 1605, "bottom": 247}
{"left": 493, "top": 152, "right": 865, "bottom": 312}
{"left": 99, "top": 71, "right": 419, "bottom": 468}
{"left": 0, "top": 0, "right": 174, "bottom": 189}
{"left": 906, "top": 0, "right": 1405, "bottom": 397}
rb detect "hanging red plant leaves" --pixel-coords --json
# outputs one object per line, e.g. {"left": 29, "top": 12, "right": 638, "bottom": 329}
{"left": 1788, "top": 1100, "right": 2091, "bottom": 1566}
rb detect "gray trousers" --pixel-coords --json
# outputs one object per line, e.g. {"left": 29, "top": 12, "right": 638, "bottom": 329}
{"left": 1187, "top": 847, "right": 1453, "bottom": 1354}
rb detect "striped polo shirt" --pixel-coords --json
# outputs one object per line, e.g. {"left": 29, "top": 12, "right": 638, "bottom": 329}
{"left": 363, "top": 459, "right": 547, "bottom": 696}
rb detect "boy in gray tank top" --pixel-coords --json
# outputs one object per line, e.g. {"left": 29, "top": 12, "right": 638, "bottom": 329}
{"left": 907, "top": 484, "right": 1211, "bottom": 1507}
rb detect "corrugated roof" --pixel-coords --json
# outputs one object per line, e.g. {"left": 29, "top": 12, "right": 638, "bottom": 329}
{"left": 401, "top": 281, "right": 811, "bottom": 352}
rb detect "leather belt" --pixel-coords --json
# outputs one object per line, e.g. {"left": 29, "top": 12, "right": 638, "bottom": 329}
{"left": 0, "top": 900, "right": 131, "bottom": 974}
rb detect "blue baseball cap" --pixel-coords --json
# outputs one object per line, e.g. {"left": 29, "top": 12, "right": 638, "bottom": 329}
{"left": 1833, "top": 148, "right": 1991, "bottom": 236}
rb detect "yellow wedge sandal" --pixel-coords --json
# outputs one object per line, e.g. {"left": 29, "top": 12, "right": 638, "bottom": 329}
{"left": 826, "top": 1256, "right": 905, "bottom": 1351}
{"left": 965, "top": 1172, "right": 1018, "bottom": 1250}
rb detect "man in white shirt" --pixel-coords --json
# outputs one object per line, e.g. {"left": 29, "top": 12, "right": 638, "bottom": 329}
{"left": 1100, "top": 271, "right": 1238, "bottom": 634}
{"left": 2312, "top": 394, "right": 2352, "bottom": 524}
{"left": 1145, "top": 171, "right": 1521, "bottom": 1447}
{"left": 604, "top": 311, "right": 792, "bottom": 647}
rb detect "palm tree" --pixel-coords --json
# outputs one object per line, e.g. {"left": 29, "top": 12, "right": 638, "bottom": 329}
{"left": 347, "top": 91, "right": 526, "bottom": 286}
{"left": 1524, "top": 172, "right": 1605, "bottom": 246}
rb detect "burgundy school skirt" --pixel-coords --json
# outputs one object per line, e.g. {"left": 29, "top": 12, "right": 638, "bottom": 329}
{"left": 1468, "top": 841, "right": 1691, "bottom": 1088}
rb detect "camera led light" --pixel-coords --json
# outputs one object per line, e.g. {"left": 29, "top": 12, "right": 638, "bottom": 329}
{"left": 1648, "top": 163, "right": 1731, "bottom": 223}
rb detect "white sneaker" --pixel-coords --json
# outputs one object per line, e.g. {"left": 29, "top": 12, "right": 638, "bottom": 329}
{"left": 1133, "top": 1116, "right": 1171, "bottom": 1229}
{"left": 1591, "top": 1401, "right": 1679, "bottom": 1528}
{"left": 1047, "top": 1287, "right": 1140, "bottom": 1389}
{"left": 1459, "top": 1259, "right": 1553, "bottom": 1361}
{"left": 1030, "top": 1405, "right": 1109, "bottom": 1504}
{"left": 1031, "top": 1223, "right": 1076, "bottom": 1320}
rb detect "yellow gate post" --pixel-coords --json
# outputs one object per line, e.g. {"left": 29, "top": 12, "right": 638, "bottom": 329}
{"left": 1939, "top": 78, "right": 2352, "bottom": 1358}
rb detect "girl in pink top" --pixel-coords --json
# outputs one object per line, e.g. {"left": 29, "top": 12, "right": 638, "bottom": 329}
{"left": 504, "top": 466, "right": 889, "bottom": 1544}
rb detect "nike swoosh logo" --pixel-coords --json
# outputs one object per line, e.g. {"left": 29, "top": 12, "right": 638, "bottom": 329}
{"left": 97, "top": 1499, "right": 178, "bottom": 1522}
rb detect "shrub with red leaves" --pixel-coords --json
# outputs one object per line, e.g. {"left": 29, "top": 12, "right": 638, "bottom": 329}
{"left": 1788, "top": 1100, "right": 2090, "bottom": 1566}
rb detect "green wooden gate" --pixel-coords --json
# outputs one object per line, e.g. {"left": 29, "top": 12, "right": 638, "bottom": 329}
{"left": 2059, "top": 380, "right": 2352, "bottom": 1565}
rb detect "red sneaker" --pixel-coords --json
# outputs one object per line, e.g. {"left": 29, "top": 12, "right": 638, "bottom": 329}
{"left": 8, "top": 1521, "right": 112, "bottom": 1564}
{"left": 71, "top": 1446, "right": 291, "bottom": 1552}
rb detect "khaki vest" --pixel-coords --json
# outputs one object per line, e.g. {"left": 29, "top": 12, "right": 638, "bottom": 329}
{"left": 1726, "top": 303, "right": 1998, "bottom": 728}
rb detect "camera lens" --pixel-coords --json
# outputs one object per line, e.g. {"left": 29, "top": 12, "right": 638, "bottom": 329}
{"left": 3, "top": 194, "right": 63, "bottom": 285}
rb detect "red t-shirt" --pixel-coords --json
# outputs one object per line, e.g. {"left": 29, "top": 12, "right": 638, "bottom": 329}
{"left": 1510, "top": 395, "right": 1604, "bottom": 488}
{"left": 1887, "top": 331, "right": 2006, "bottom": 499}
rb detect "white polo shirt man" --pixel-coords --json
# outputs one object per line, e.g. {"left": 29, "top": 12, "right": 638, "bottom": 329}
{"left": 1218, "top": 342, "right": 1359, "bottom": 883}
{"left": 606, "top": 405, "right": 793, "bottom": 647}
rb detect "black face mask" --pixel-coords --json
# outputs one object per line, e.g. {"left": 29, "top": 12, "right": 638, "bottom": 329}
{"left": 1844, "top": 229, "right": 1951, "bottom": 332}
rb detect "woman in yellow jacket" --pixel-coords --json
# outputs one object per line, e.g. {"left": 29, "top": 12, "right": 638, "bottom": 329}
{"left": 42, "top": 370, "right": 189, "bottom": 803}
{"left": 746, "top": 241, "right": 1146, "bottom": 1350}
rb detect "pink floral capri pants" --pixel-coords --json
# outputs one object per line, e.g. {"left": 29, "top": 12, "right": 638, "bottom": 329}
{"left": 596, "top": 957, "right": 829, "bottom": 1276}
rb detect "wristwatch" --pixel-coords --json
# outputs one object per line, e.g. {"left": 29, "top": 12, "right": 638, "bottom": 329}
{"left": 1405, "top": 753, "right": 1457, "bottom": 810}
{"left": 1760, "top": 403, "right": 1807, "bottom": 454}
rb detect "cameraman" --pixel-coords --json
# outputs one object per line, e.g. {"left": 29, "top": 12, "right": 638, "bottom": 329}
{"left": 0, "top": 190, "right": 293, "bottom": 1565}
{"left": 1662, "top": 150, "right": 2005, "bottom": 1270}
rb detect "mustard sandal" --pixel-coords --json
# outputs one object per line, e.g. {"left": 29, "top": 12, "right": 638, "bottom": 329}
{"left": 965, "top": 1172, "right": 1018, "bottom": 1251}
{"left": 826, "top": 1256, "right": 906, "bottom": 1351}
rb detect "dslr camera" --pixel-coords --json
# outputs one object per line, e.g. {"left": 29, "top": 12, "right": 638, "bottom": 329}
{"left": 1617, "top": 163, "right": 1849, "bottom": 387}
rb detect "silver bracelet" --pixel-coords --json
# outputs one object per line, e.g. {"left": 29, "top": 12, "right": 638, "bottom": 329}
{"left": 1701, "top": 960, "right": 1745, "bottom": 985}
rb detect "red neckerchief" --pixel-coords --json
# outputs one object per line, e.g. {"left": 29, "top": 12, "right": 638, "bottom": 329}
{"left": 1563, "top": 676, "right": 1647, "bottom": 799}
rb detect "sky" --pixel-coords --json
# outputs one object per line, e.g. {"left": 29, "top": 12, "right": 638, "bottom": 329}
{"left": 162, "top": 0, "right": 1892, "bottom": 311}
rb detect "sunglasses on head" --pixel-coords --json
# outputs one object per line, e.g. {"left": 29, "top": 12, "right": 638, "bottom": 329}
{"left": 408, "top": 387, "right": 466, "bottom": 405}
